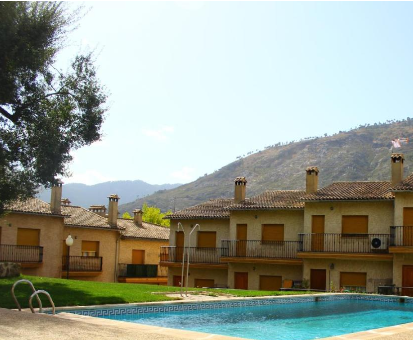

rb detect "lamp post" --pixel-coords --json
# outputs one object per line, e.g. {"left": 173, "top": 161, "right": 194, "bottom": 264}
{"left": 65, "top": 235, "right": 74, "bottom": 279}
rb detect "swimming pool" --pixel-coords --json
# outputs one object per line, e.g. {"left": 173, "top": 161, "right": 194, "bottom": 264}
{"left": 62, "top": 295, "right": 413, "bottom": 340}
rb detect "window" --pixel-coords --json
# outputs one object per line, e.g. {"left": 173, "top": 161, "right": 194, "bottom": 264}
{"left": 17, "top": 228, "right": 40, "bottom": 246}
{"left": 342, "top": 216, "right": 368, "bottom": 235}
{"left": 132, "top": 249, "right": 145, "bottom": 264}
{"left": 194, "top": 279, "right": 215, "bottom": 288}
{"left": 262, "top": 224, "right": 284, "bottom": 243}
{"left": 340, "top": 272, "right": 367, "bottom": 292}
{"left": 259, "top": 275, "right": 282, "bottom": 291}
{"left": 197, "top": 231, "right": 216, "bottom": 248}
{"left": 81, "top": 241, "right": 99, "bottom": 257}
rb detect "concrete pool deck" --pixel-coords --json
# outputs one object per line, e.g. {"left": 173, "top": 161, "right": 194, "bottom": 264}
{"left": 2, "top": 293, "right": 413, "bottom": 340}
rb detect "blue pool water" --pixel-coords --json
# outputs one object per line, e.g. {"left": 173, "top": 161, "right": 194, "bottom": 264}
{"left": 99, "top": 299, "right": 413, "bottom": 340}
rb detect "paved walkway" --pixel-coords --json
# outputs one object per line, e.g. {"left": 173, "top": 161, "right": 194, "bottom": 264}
{"left": 0, "top": 307, "right": 242, "bottom": 340}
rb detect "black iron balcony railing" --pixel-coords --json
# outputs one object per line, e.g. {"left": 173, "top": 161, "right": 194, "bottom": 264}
{"left": 299, "top": 233, "right": 390, "bottom": 253}
{"left": 220, "top": 240, "right": 300, "bottom": 259}
{"left": 62, "top": 256, "right": 102, "bottom": 272}
{"left": 118, "top": 263, "right": 158, "bottom": 277}
{"left": 390, "top": 226, "right": 413, "bottom": 246}
{"left": 0, "top": 244, "right": 43, "bottom": 263}
{"left": 160, "top": 246, "right": 223, "bottom": 264}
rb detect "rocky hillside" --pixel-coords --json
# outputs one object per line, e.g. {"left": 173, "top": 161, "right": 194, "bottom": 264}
{"left": 119, "top": 119, "right": 413, "bottom": 214}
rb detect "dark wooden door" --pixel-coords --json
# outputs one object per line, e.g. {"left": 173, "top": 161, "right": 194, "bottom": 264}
{"left": 310, "top": 269, "right": 326, "bottom": 291}
{"left": 176, "top": 231, "right": 184, "bottom": 262}
{"left": 402, "top": 265, "right": 413, "bottom": 296}
{"left": 234, "top": 272, "right": 248, "bottom": 290}
{"left": 173, "top": 275, "right": 185, "bottom": 287}
{"left": 236, "top": 224, "right": 247, "bottom": 257}
{"left": 311, "top": 216, "right": 325, "bottom": 252}
{"left": 403, "top": 208, "right": 413, "bottom": 246}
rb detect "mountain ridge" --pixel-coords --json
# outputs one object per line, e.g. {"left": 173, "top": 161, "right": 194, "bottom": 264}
{"left": 38, "top": 180, "right": 181, "bottom": 208}
{"left": 118, "top": 119, "right": 413, "bottom": 214}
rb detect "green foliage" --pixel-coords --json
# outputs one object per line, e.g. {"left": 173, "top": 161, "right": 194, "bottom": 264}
{"left": 122, "top": 212, "right": 132, "bottom": 219}
{"left": 142, "top": 203, "right": 172, "bottom": 227}
{"left": 0, "top": 2, "right": 107, "bottom": 214}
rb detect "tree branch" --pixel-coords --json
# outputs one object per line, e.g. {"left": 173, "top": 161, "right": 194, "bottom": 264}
{"left": 0, "top": 106, "right": 17, "bottom": 123}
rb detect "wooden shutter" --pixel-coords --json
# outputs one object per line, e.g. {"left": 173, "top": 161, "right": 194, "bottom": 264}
{"left": 194, "top": 279, "right": 215, "bottom": 288}
{"left": 17, "top": 228, "right": 40, "bottom": 246}
{"left": 198, "top": 231, "right": 216, "bottom": 248}
{"left": 340, "top": 272, "right": 367, "bottom": 287}
{"left": 342, "top": 216, "right": 368, "bottom": 234}
{"left": 81, "top": 241, "right": 99, "bottom": 256}
{"left": 260, "top": 276, "right": 282, "bottom": 291}
{"left": 132, "top": 250, "right": 145, "bottom": 264}
{"left": 262, "top": 224, "right": 284, "bottom": 242}
{"left": 403, "top": 208, "right": 413, "bottom": 226}
{"left": 0, "top": 227, "right": 2, "bottom": 244}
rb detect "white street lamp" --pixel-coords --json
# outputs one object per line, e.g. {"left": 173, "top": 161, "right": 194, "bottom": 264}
{"left": 65, "top": 235, "right": 74, "bottom": 279}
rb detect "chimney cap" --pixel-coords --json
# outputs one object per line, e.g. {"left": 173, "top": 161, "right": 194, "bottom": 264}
{"left": 61, "top": 198, "right": 71, "bottom": 206}
{"left": 52, "top": 179, "right": 64, "bottom": 187}
{"left": 133, "top": 209, "right": 143, "bottom": 214}
{"left": 89, "top": 205, "right": 106, "bottom": 209}
{"left": 234, "top": 177, "right": 247, "bottom": 184}
{"left": 391, "top": 153, "right": 405, "bottom": 161}
{"left": 306, "top": 166, "right": 319, "bottom": 174}
{"left": 108, "top": 194, "right": 120, "bottom": 201}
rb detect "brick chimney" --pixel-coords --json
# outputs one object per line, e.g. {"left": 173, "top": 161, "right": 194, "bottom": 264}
{"left": 391, "top": 153, "right": 404, "bottom": 186}
{"left": 306, "top": 167, "right": 319, "bottom": 194}
{"left": 234, "top": 177, "right": 247, "bottom": 204}
{"left": 89, "top": 205, "right": 107, "bottom": 217}
{"left": 133, "top": 209, "right": 143, "bottom": 226}
{"left": 50, "top": 180, "right": 63, "bottom": 214}
{"left": 108, "top": 194, "right": 120, "bottom": 227}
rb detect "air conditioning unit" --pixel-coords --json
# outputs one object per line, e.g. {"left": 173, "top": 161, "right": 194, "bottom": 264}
{"left": 370, "top": 236, "right": 387, "bottom": 250}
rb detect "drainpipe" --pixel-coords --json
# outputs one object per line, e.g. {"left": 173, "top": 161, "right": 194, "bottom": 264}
{"left": 114, "top": 232, "right": 121, "bottom": 282}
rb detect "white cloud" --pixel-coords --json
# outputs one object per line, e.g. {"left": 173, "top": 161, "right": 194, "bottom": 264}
{"left": 142, "top": 126, "right": 174, "bottom": 141}
{"left": 63, "top": 170, "right": 115, "bottom": 186}
{"left": 170, "top": 167, "right": 196, "bottom": 182}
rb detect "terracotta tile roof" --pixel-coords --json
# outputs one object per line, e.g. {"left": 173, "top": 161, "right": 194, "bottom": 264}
{"left": 5, "top": 198, "right": 66, "bottom": 216}
{"left": 62, "top": 205, "right": 123, "bottom": 230}
{"left": 166, "top": 199, "right": 234, "bottom": 219}
{"left": 118, "top": 219, "right": 169, "bottom": 240}
{"left": 391, "top": 174, "right": 413, "bottom": 191}
{"left": 229, "top": 190, "right": 306, "bottom": 210}
{"left": 303, "top": 182, "right": 394, "bottom": 201}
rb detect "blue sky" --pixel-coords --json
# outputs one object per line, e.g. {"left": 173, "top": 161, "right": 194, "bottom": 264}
{"left": 57, "top": 1, "right": 413, "bottom": 185}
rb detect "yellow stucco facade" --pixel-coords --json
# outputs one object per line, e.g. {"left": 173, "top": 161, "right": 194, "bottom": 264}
{"left": 63, "top": 226, "right": 119, "bottom": 282}
{"left": 119, "top": 238, "right": 169, "bottom": 277}
{"left": 0, "top": 212, "right": 64, "bottom": 278}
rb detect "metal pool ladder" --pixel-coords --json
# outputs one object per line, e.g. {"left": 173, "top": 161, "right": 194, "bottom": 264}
{"left": 12, "top": 279, "right": 56, "bottom": 315}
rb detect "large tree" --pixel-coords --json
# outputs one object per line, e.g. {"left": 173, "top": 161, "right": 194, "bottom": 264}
{"left": 0, "top": 2, "right": 107, "bottom": 214}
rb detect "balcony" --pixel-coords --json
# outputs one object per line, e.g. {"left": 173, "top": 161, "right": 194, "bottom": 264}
{"left": 160, "top": 246, "right": 227, "bottom": 268}
{"left": 117, "top": 263, "right": 167, "bottom": 284}
{"left": 389, "top": 226, "right": 413, "bottom": 253}
{"left": 62, "top": 256, "right": 102, "bottom": 277}
{"left": 220, "top": 240, "right": 302, "bottom": 265}
{"left": 298, "top": 233, "right": 392, "bottom": 260}
{"left": 0, "top": 244, "right": 43, "bottom": 265}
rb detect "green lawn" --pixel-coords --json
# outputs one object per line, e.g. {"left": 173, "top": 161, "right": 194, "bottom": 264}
{"left": 0, "top": 275, "right": 314, "bottom": 309}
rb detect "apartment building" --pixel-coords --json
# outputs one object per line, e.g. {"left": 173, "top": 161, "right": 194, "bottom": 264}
{"left": 0, "top": 184, "right": 169, "bottom": 283}
{"left": 163, "top": 153, "right": 413, "bottom": 295}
